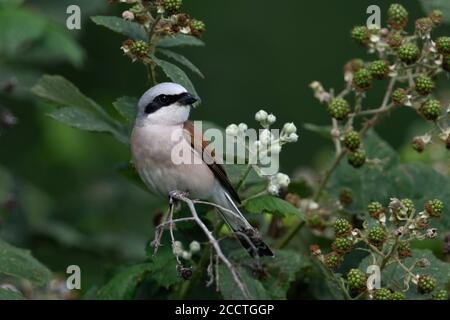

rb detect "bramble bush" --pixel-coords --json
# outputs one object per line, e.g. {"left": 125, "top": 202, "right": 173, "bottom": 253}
{"left": 0, "top": 1, "right": 449, "bottom": 300}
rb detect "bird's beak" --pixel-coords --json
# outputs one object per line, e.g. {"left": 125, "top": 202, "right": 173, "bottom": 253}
{"left": 178, "top": 93, "right": 198, "bottom": 106}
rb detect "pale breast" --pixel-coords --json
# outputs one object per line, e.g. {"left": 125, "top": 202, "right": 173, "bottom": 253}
{"left": 130, "top": 124, "right": 216, "bottom": 199}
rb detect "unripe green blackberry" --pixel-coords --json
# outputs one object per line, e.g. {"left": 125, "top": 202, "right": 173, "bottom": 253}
{"left": 444, "top": 55, "right": 450, "bottom": 72}
{"left": 368, "top": 60, "right": 389, "bottom": 80}
{"left": 347, "top": 269, "right": 367, "bottom": 291}
{"left": 436, "top": 36, "right": 450, "bottom": 55}
{"left": 387, "top": 32, "right": 403, "bottom": 49}
{"left": 130, "top": 40, "right": 150, "bottom": 58}
{"left": 333, "top": 218, "right": 352, "bottom": 237}
{"left": 398, "top": 43, "right": 420, "bottom": 64}
{"left": 392, "top": 88, "right": 407, "bottom": 105}
{"left": 343, "top": 130, "right": 361, "bottom": 151}
{"left": 391, "top": 291, "right": 405, "bottom": 300}
{"left": 397, "top": 241, "right": 412, "bottom": 258}
{"left": 324, "top": 252, "right": 342, "bottom": 270}
{"left": 424, "top": 199, "right": 444, "bottom": 218}
{"left": 414, "top": 74, "right": 435, "bottom": 96}
{"left": 367, "top": 201, "right": 384, "bottom": 219}
{"left": 429, "top": 10, "right": 443, "bottom": 26}
{"left": 374, "top": 288, "right": 393, "bottom": 300}
{"left": 415, "top": 17, "right": 433, "bottom": 38}
{"left": 401, "top": 198, "right": 415, "bottom": 215}
{"left": 352, "top": 68, "right": 373, "bottom": 91}
{"left": 417, "top": 275, "right": 436, "bottom": 294}
{"left": 332, "top": 237, "right": 353, "bottom": 254}
{"left": 420, "top": 99, "right": 441, "bottom": 121}
{"left": 348, "top": 150, "right": 366, "bottom": 168}
{"left": 387, "top": 4, "right": 409, "bottom": 30}
{"left": 163, "top": 0, "right": 182, "bottom": 15}
{"left": 327, "top": 98, "right": 350, "bottom": 120}
{"left": 344, "top": 59, "right": 364, "bottom": 74}
{"left": 351, "top": 26, "right": 370, "bottom": 46}
{"left": 190, "top": 19, "right": 206, "bottom": 37}
{"left": 433, "top": 289, "right": 448, "bottom": 300}
{"left": 368, "top": 225, "right": 387, "bottom": 246}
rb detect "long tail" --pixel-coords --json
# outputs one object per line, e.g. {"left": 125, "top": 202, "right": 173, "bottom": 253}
{"left": 213, "top": 191, "right": 274, "bottom": 257}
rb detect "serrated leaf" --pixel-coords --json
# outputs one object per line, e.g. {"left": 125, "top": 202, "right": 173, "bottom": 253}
{"left": 359, "top": 249, "right": 450, "bottom": 299}
{"left": 152, "top": 56, "right": 198, "bottom": 99}
{"left": 148, "top": 249, "right": 180, "bottom": 289}
{"left": 218, "top": 264, "right": 270, "bottom": 300}
{"left": 48, "top": 107, "right": 113, "bottom": 132}
{"left": 158, "top": 49, "right": 204, "bottom": 78}
{"left": 0, "top": 238, "right": 52, "bottom": 287}
{"left": 157, "top": 34, "right": 204, "bottom": 48}
{"left": 113, "top": 96, "right": 138, "bottom": 125}
{"left": 419, "top": 0, "right": 450, "bottom": 23}
{"left": 0, "top": 288, "right": 25, "bottom": 300}
{"left": 91, "top": 16, "right": 146, "bottom": 40}
{"left": 0, "top": 7, "right": 46, "bottom": 57}
{"left": 244, "top": 195, "right": 302, "bottom": 217}
{"left": 97, "top": 263, "right": 153, "bottom": 300}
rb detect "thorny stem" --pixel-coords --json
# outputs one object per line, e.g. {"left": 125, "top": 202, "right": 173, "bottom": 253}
{"left": 278, "top": 74, "right": 400, "bottom": 249}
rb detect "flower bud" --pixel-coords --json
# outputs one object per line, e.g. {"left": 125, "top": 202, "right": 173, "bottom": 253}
{"left": 276, "top": 173, "right": 290, "bottom": 188}
{"left": 122, "top": 10, "right": 135, "bottom": 21}
{"left": 189, "top": 241, "right": 201, "bottom": 253}
{"left": 255, "top": 110, "right": 268, "bottom": 122}
{"left": 181, "top": 250, "right": 192, "bottom": 260}
{"left": 226, "top": 124, "right": 239, "bottom": 136}
{"left": 173, "top": 241, "right": 183, "bottom": 256}
{"left": 267, "top": 114, "right": 276, "bottom": 124}
{"left": 238, "top": 123, "right": 248, "bottom": 133}
{"left": 259, "top": 129, "right": 272, "bottom": 145}
{"left": 283, "top": 122, "right": 297, "bottom": 135}
{"left": 287, "top": 133, "right": 299, "bottom": 142}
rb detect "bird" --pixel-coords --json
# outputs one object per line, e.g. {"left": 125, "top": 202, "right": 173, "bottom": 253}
{"left": 130, "top": 82, "right": 273, "bottom": 257}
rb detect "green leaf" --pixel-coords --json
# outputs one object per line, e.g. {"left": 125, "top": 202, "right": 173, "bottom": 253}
{"left": 113, "top": 96, "right": 138, "bottom": 125}
{"left": 244, "top": 195, "right": 302, "bottom": 217}
{"left": 48, "top": 107, "right": 113, "bottom": 132}
{"left": 218, "top": 265, "right": 270, "bottom": 300}
{"left": 0, "top": 7, "right": 46, "bottom": 57}
{"left": 0, "top": 238, "right": 52, "bottom": 287}
{"left": 157, "top": 49, "right": 204, "bottom": 78}
{"left": 147, "top": 249, "right": 180, "bottom": 289}
{"left": 91, "top": 16, "right": 146, "bottom": 40}
{"left": 0, "top": 0, "right": 25, "bottom": 8}
{"left": 31, "top": 75, "right": 104, "bottom": 114}
{"left": 97, "top": 263, "right": 153, "bottom": 300}
{"left": 152, "top": 56, "right": 199, "bottom": 99}
{"left": 0, "top": 288, "right": 25, "bottom": 300}
{"left": 157, "top": 34, "right": 205, "bottom": 48}
{"left": 262, "top": 250, "right": 311, "bottom": 299}
{"left": 419, "top": 0, "right": 450, "bottom": 23}
{"left": 359, "top": 249, "right": 450, "bottom": 299}
{"left": 21, "top": 23, "right": 85, "bottom": 67}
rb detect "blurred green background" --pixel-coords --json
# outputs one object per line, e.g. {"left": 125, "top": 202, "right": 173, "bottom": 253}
{"left": 0, "top": 0, "right": 448, "bottom": 296}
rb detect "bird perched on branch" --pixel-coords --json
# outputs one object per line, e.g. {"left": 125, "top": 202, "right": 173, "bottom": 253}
{"left": 130, "top": 82, "right": 273, "bottom": 257}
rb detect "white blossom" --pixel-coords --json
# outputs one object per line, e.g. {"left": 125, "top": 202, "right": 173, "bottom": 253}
{"left": 122, "top": 10, "right": 135, "bottom": 21}
{"left": 276, "top": 173, "right": 290, "bottom": 188}
{"left": 189, "top": 241, "right": 201, "bottom": 253}
{"left": 255, "top": 110, "right": 268, "bottom": 122}
{"left": 267, "top": 114, "right": 276, "bottom": 124}
{"left": 226, "top": 124, "right": 239, "bottom": 136}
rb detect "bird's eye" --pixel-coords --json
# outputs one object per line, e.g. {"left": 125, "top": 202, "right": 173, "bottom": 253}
{"left": 158, "top": 95, "right": 168, "bottom": 104}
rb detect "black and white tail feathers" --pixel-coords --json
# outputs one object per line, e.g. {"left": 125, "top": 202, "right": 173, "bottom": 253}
{"left": 213, "top": 191, "right": 274, "bottom": 258}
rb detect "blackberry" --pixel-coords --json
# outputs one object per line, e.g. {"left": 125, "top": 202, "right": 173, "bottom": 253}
{"left": 414, "top": 74, "right": 435, "bottom": 96}
{"left": 327, "top": 98, "right": 350, "bottom": 120}
{"left": 391, "top": 291, "right": 405, "bottom": 300}
{"left": 343, "top": 130, "right": 361, "bottom": 151}
{"left": 401, "top": 198, "right": 415, "bottom": 215}
{"left": 417, "top": 274, "right": 436, "bottom": 294}
{"left": 387, "top": 4, "right": 409, "bottom": 30}
{"left": 367, "top": 201, "right": 384, "bottom": 219}
{"left": 434, "top": 289, "right": 448, "bottom": 300}
{"left": 368, "top": 225, "right": 387, "bottom": 246}
{"left": 392, "top": 88, "right": 407, "bottom": 105}
{"left": 397, "top": 241, "right": 412, "bottom": 258}
{"left": 436, "top": 36, "right": 450, "bottom": 55}
{"left": 420, "top": 99, "right": 441, "bottom": 121}
{"left": 352, "top": 68, "right": 373, "bottom": 91}
{"left": 163, "top": 0, "right": 182, "bottom": 15}
{"left": 368, "top": 60, "right": 389, "bottom": 80}
{"left": 424, "top": 199, "right": 444, "bottom": 218}
{"left": 398, "top": 43, "right": 420, "bottom": 64}
{"left": 374, "top": 288, "right": 393, "bottom": 300}
{"left": 332, "top": 237, "right": 353, "bottom": 254}
{"left": 333, "top": 218, "right": 352, "bottom": 237}
{"left": 348, "top": 150, "right": 366, "bottom": 168}
{"left": 324, "top": 252, "right": 342, "bottom": 270}
{"left": 351, "top": 26, "right": 370, "bottom": 46}
{"left": 347, "top": 269, "right": 367, "bottom": 291}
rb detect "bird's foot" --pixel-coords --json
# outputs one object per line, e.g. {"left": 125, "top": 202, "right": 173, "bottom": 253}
{"left": 169, "top": 190, "right": 190, "bottom": 201}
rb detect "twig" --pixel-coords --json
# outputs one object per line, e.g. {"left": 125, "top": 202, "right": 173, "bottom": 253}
{"left": 151, "top": 201, "right": 174, "bottom": 255}
{"left": 170, "top": 192, "right": 251, "bottom": 299}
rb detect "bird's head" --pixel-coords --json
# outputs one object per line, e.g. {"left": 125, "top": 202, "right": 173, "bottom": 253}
{"left": 136, "top": 82, "right": 198, "bottom": 125}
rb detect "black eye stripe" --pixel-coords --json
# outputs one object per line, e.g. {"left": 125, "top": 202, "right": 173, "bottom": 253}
{"left": 144, "top": 93, "right": 189, "bottom": 114}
